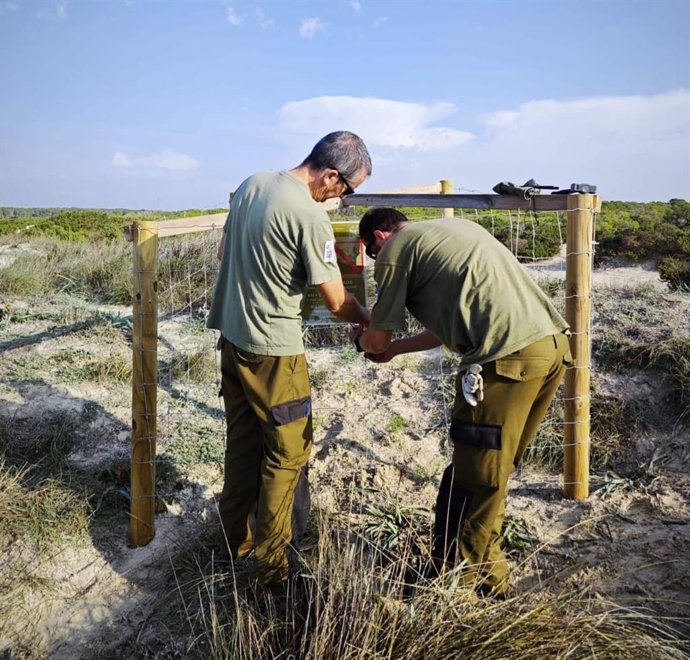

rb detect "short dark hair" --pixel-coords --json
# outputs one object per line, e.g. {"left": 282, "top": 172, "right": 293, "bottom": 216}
{"left": 302, "top": 131, "right": 372, "bottom": 182}
{"left": 359, "top": 207, "right": 408, "bottom": 244}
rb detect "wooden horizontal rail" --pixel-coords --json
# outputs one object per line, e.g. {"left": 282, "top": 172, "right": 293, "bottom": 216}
{"left": 156, "top": 213, "right": 227, "bottom": 238}
{"left": 124, "top": 193, "right": 602, "bottom": 241}
{"left": 342, "top": 193, "right": 576, "bottom": 212}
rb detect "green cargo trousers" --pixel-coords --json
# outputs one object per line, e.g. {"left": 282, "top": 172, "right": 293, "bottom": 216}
{"left": 432, "top": 332, "right": 572, "bottom": 593}
{"left": 218, "top": 339, "right": 312, "bottom": 585}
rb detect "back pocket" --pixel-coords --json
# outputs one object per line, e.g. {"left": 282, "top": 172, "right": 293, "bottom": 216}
{"left": 495, "top": 356, "right": 551, "bottom": 382}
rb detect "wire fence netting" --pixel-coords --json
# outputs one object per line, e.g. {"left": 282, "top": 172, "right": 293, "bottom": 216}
{"left": 139, "top": 205, "right": 602, "bottom": 508}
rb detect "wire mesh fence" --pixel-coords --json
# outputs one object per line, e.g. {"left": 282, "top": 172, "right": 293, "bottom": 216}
{"left": 130, "top": 193, "right": 600, "bottom": 543}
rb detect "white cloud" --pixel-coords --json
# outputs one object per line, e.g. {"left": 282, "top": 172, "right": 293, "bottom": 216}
{"left": 373, "top": 16, "right": 387, "bottom": 28}
{"left": 256, "top": 8, "right": 273, "bottom": 29}
{"left": 112, "top": 149, "right": 200, "bottom": 172}
{"left": 37, "top": 1, "right": 66, "bottom": 20}
{"left": 299, "top": 17, "right": 324, "bottom": 39}
{"left": 226, "top": 7, "right": 244, "bottom": 27}
{"left": 466, "top": 89, "right": 690, "bottom": 200}
{"left": 277, "top": 91, "right": 689, "bottom": 201}
{"left": 1, "top": 2, "right": 17, "bottom": 12}
{"left": 112, "top": 152, "right": 131, "bottom": 168}
{"left": 278, "top": 96, "right": 474, "bottom": 151}
{"left": 348, "top": 0, "right": 361, "bottom": 11}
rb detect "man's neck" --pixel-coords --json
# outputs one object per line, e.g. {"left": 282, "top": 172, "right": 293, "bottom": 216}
{"left": 288, "top": 164, "right": 315, "bottom": 188}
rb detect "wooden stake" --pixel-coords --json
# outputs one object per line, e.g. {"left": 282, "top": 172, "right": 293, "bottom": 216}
{"left": 563, "top": 194, "right": 599, "bottom": 499}
{"left": 440, "top": 179, "right": 454, "bottom": 217}
{"left": 130, "top": 221, "right": 159, "bottom": 545}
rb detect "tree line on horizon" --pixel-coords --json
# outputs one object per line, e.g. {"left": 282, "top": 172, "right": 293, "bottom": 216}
{"left": 1, "top": 198, "right": 688, "bottom": 289}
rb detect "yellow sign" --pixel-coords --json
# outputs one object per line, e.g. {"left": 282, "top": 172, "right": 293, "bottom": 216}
{"left": 302, "top": 222, "right": 367, "bottom": 325}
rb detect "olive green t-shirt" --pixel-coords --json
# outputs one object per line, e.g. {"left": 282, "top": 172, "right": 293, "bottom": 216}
{"left": 370, "top": 218, "right": 568, "bottom": 365}
{"left": 206, "top": 171, "right": 340, "bottom": 356}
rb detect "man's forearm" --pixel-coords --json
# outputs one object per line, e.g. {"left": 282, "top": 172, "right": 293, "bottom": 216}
{"left": 387, "top": 330, "right": 443, "bottom": 357}
{"left": 331, "top": 291, "right": 370, "bottom": 326}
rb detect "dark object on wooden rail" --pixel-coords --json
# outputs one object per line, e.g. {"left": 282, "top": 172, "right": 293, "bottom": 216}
{"left": 492, "top": 179, "right": 559, "bottom": 199}
{"left": 552, "top": 183, "right": 598, "bottom": 195}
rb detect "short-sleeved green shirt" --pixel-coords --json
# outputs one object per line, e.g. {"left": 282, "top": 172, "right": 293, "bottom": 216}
{"left": 206, "top": 171, "right": 340, "bottom": 356}
{"left": 370, "top": 218, "right": 568, "bottom": 365}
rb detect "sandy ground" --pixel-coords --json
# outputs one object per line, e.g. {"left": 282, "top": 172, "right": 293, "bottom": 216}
{"left": 0, "top": 263, "right": 688, "bottom": 657}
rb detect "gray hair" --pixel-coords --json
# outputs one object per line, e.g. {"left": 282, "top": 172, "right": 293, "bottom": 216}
{"left": 302, "top": 131, "right": 372, "bottom": 181}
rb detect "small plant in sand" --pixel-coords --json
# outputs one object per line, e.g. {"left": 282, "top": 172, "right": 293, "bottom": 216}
{"left": 502, "top": 518, "right": 539, "bottom": 556}
{"left": 407, "top": 460, "right": 443, "bottom": 485}
{"left": 310, "top": 367, "right": 330, "bottom": 390}
{"left": 362, "top": 497, "right": 431, "bottom": 552}
{"left": 389, "top": 412, "right": 407, "bottom": 435}
{"left": 337, "top": 345, "right": 360, "bottom": 364}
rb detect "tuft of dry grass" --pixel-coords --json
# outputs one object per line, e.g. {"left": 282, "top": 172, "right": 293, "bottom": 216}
{"left": 649, "top": 336, "right": 690, "bottom": 424}
{"left": 527, "top": 387, "right": 642, "bottom": 470}
{"left": 100, "top": 512, "right": 688, "bottom": 660}
{"left": 0, "top": 230, "right": 221, "bottom": 309}
{"left": 0, "top": 458, "right": 91, "bottom": 654}
{"left": 0, "top": 237, "right": 132, "bottom": 303}
{"left": 47, "top": 348, "right": 132, "bottom": 384}
{"left": 593, "top": 286, "right": 690, "bottom": 425}
{"left": 0, "top": 459, "right": 90, "bottom": 553}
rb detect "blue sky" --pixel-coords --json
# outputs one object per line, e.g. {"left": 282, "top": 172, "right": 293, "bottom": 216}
{"left": 1, "top": 0, "right": 689, "bottom": 208}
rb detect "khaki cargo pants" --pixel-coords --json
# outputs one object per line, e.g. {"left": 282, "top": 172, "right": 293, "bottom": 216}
{"left": 218, "top": 338, "right": 312, "bottom": 585}
{"left": 432, "top": 332, "right": 572, "bottom": 593}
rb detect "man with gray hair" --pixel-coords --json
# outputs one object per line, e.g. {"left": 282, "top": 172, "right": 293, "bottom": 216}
{"left": 207, "top": 131, "right": 372, "bottom": 589}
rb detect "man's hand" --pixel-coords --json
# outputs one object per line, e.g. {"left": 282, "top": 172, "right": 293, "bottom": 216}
{"left": 348, "top": 323, "right": 365, "bottom": 343}
{"left": 364, "top": 348, "right": 395, "bottom": 364}
{"left": 461, "top": 364, "right": 484, "bottom": 407}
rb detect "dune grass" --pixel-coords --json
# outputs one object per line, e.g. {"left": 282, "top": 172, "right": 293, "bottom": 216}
{"left": 98, "top": 510, "right": 688, "bottom": 660}
{"left": 0, "top": 420, "right": 92, "bottom": 653}
{"left": 0, "top": 230, "right": 219, "bottom": 310}
{"left": 594, "top": 286, "right": 690, "bottom": 424}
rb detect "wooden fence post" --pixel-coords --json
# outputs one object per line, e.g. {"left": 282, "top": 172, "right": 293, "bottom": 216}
{"left": 440, "top": 179, "right": 454, "bottom": 217}
{"left": 563, "top": 194, "right": 598, "bottom": 499}
{"left": 130, "top": 221, "right": 159, "bottom": 545}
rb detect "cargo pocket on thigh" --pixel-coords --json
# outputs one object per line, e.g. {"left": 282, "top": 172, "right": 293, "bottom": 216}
{"left": 271, "top": 397, "right": 311, "bottom": 426}
{"left": 450, "top": 419, "right": 502, "bottom": 489}
{"left": 270, "top": 397, "right": 312, "bottom": 465}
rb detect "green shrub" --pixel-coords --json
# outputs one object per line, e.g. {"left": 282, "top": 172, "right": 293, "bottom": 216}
{"left": 0, "top": 207, "right": 226, "bottom": 241}
{"left": 0, "top": 210, "right": 126, "bottom": 241}
{"left": 658, "top": 255, "right": 690, "bottom": 291}
{"left": 595, "top": 200, "right": 690, "bottom": 271}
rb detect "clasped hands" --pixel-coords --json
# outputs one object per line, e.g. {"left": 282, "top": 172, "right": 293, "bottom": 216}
{"left": 347, "top": 324, "right": 395, "bottom": 363}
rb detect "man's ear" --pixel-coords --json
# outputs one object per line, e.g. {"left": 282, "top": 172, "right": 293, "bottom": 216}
{"left": 322, "top": 168, "right": 339, "bottom": 186}
{"left": 373, "top": 229, "right": 386, "bottom": 241}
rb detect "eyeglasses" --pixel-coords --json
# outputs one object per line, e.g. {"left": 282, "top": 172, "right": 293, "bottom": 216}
{"left": 364, "top": 237, "right": 378, "bottom": 260}
{"left": 336, "top": 171, "right": 355, "bottom": 196}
